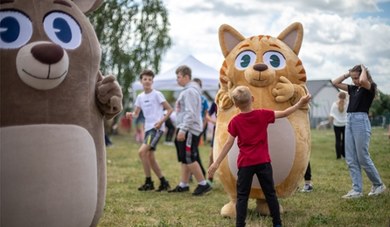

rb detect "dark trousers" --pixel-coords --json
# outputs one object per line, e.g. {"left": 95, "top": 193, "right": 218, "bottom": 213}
{"left": 236, "top": 163, "right": 281, "bottom": 227}
{"left": 304, "top": 162, "right": 311, "bottom": 181}
{"left": 333, "top": 125, "right": 345, "bottom": 159}
{"left": 165, "top": 118, "right": 175, "bottom": 142}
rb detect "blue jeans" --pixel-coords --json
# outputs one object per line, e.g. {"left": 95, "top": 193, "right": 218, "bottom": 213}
{"left": 345, "top": 112, "right": 383, "bottom": 192}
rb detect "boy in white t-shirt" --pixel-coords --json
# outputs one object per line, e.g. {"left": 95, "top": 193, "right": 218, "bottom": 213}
{"left": 126, "top": 69, "right": 173, "bottom": 191}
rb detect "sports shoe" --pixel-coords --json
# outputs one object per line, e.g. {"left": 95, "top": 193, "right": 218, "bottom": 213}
{"left": 156, "top": 181, "right": 171, "bottom": 192}
{"left": 300, "top": 184, "right": 313, "bottom": 192}
{"left": 168, "top": 185, "right": 190, "bottom": 193}
{"left": 368, "top": 184, "right": 386, "bottom": 196}
{"left": 341, "top": 189, "right": 363, "bottom": 199}
{"left": 192, "top": 183, "right": 212, "bottom": 196}
{"left": 138, "top": 182, "right": 154, "bottom": 191}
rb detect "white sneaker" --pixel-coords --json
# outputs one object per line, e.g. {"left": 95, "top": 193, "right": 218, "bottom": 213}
{"left": 300, "top": 184, "right": 313, "bottom": 192}
{"left": 342, "top": 190, "right": 363, "bottom": 199}
{"left": 368, "top": 184, "right": 386, "bottom": 196}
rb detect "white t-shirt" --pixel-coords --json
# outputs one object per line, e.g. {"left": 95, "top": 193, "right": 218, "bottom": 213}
{"left": 135, "top": 89, "right": 166, "bottom": 131}
{"left": 329, "top": 101, "right": 348, "bottom": 127}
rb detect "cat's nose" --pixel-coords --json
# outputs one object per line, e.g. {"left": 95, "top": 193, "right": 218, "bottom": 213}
{"left": 253, "top": 64, "right": 268, "bottom": 72}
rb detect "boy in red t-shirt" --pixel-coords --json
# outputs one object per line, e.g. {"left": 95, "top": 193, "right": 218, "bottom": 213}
{"left": 208, "top": 86, "right": 311, "bottom": 227}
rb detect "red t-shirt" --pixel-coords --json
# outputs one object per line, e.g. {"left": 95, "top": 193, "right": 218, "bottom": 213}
{"left": 228, "top": 109, "right": 275, "bottom": 168}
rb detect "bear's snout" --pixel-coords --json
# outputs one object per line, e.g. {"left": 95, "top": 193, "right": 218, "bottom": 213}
{"left": 16, "top": 41, "right": 69, "bottom": 90}
{"left": 31, "top": 43, "right": 64, "bottom": 65}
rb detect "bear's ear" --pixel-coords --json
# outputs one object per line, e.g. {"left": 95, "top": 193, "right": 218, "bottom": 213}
{"left": 72, "top": 0, "right": 103, "bottom": 13}
{"left": 277, "top": 22, "right": 303, "bottom": 55}
{"left": 219, "top": 24, "right": 245, "bottom": 57}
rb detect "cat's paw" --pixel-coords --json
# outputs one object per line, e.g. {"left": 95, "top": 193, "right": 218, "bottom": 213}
{"left": 272, "top": 76, "right": 294, "bottom": 102}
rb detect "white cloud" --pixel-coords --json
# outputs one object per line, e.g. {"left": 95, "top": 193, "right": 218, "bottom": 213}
{"left": 160, "top": 0, "right": 390, "bottom": 94}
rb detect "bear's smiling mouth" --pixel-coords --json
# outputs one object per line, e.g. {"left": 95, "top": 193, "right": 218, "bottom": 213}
{"left": 22, "top": 68, "right": 68, "bottom": 80}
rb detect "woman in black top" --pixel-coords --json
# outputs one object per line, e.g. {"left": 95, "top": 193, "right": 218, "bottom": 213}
{"left": 332, "top": 64, "right": 386, "bottom": 199}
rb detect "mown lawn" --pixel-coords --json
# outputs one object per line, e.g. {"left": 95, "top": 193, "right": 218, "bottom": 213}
{"left": 98, "top": 127, "right": 390, "bottom": 227}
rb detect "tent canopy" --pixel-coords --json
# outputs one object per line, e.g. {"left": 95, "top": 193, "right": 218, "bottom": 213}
{"left": 132, "top": 55, "right": 219, "bottom": 91}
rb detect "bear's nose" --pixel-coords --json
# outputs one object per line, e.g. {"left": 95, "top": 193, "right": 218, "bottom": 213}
{"left": 31, "top": 43, "right": 64, "bottom": 65}
{"left": 253, "top": 64, "right": 268, "bottom": 72}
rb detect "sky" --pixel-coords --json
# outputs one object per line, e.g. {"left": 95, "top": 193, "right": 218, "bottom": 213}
{"left": 158, "top": 0, "right": 390, "bottom": 94}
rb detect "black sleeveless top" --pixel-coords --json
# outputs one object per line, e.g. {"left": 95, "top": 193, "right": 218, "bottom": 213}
{"left": 347, "top": 83, "right": 376, "bottom": 113}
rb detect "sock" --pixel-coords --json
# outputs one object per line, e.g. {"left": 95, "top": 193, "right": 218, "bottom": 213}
{"left": 146, "top": 177, "right": 152, "bottom": 183}
{"left": 199, "top": 180, "right": 207, "bottom": 186}
{"left": 179, "top": 182, "right": 189, "bottom": 188}
{"left": 159, "top": 176, "right": 166, "bottom": 183}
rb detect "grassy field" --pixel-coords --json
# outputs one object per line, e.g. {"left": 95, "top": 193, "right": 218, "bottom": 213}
{"left": 98, "top": 127, "right": 390, "bottom": 227}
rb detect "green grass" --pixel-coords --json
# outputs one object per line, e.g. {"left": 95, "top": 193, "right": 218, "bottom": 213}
{"left": 99, "top": 128, "right": 390, "bottom": 227}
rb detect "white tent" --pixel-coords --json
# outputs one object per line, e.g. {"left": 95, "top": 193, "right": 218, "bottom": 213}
{"left": 132, "top": 55, "right": 219, "bottom": 91}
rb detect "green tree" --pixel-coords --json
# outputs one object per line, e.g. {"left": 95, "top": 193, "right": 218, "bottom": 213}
{"left": 89, "top": 0, "right": 171, "bottom": 110}
{"left": 370, "top": 90, "right": 390, "bottom": 126}
{"left": 371, "top": 91, "right": 390, "bottom": 116}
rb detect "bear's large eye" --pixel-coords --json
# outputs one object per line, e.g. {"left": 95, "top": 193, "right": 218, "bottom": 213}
{"left": 235, "top": 50, "right": 257, "bottom": 70}
{"left": 44, "top": 12, "right": 81, "bottom": 49}
{"left": 263, "top": 51, "right": 286, "bottom": 70}
{"left": 0, "top": 11, "right": 33, "bottom": 49}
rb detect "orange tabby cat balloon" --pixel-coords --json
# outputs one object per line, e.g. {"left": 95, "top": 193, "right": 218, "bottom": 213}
{"left": 214, "top": 22, "right": 310, "bottom": 217}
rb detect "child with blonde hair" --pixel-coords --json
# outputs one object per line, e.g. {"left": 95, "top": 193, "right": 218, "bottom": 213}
{"left": 208, "top": 86, "right": 311, "bottom": 227}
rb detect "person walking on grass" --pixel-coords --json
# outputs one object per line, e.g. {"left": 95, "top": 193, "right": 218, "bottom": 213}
{"left": 168, "top": 65, "right": 212, "bottom": 196}
{"left": 329, "top": 91, "right": 348, "bottom": 159}
{"left": 126, "top": 69, "right": 173, "bottom": 192}
{"left": 208, "top": 86, "right": 311, "bottom": 227}
{"left": 332, "top": 64, "right": 386, "bottom": 199}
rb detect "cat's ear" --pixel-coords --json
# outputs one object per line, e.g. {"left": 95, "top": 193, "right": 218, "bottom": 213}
{"left": 219, "top": 24, "right": 245, "bottom": 57}
{"left": 277, "top": 22, "right": 303, "bottom": 55}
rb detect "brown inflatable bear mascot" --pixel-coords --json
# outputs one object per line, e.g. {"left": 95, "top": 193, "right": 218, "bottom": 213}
{"left": 0, "top": 1, "right": 122, "bottom": 226}
{"left": 214, "top": 22, "right": 310, "bottom": 217}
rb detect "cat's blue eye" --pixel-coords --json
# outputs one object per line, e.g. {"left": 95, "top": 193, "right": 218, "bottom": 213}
{"left": 263, "top": 51, "right": 286, "bottom": 70}
{"left": 44, "top": 11, "right": 82, "bottom": 49}
{"left": 235, "top": 50, "right": 256, "bottom": 70}
{"left": 0, "top": 11, "right": 32, "bottom": 49}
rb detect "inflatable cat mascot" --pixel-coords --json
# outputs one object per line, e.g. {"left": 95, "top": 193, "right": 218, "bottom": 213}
{"left": 214, "top": 22, "right": 310, "bottom": 217}
{"left": 0, "top": 1, "right": 123, "bottom": 226}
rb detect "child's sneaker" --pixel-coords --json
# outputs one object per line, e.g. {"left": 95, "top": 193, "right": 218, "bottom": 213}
{"left": 192, "top": 183, "right": 212, "bottom": 196}
{"left": 368, "top": 184, "right": 386, "bottom": 196}
{"left": 138, "top": 182, "right": 154, "bottom": 191}
{"left": 156, "top": 181, "right": 171, "bottom": 192}
{"left": 168, "top": 185, "right": 190, "bottom": 193}
{"left": 341, "top": 189, "right": 363, "bottom": 199}
{"left": 300, "top": 183, "right": 313, "bottom": 192}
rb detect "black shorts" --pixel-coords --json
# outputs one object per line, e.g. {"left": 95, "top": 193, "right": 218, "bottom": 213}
{"left": 144, "top": 128, "right": 164, "bottom": 151}
{"left": 174, "top": 130, "right": 200, "bottom": 164}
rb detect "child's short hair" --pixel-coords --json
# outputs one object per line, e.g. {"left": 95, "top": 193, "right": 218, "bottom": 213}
{"left": 175, "top": 65, "right": 192, "bottom": 79}
{"left": 231, "top": 86, "right": 251, "bottom": 108}
{"left": 139, "top": 69, "right": 155, "bottom": 80}
{"left": 193, "top": 78, "right": 202, "bottom": 88}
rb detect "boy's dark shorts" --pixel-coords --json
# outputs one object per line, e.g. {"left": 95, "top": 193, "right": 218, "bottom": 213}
{"left": 174, "top": 130, "right": 200, "bottom": 164}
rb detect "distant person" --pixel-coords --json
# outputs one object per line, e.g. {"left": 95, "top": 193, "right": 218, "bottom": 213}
{"left": 193, "top": 78, "right": 208, "bottom": 177}
{"left": 135, "top": 110, "right": 145, "bottom": 143}
{"left": 104, "top": 118, "right": 114, "bottom": 147}
{"left": 332, "top": 64, "right": 386, "bottom": 199}
{"left": 300, "top": 162, "right": 313, "bottom": 192}
{"left": 206, "top": 100, "right": 217, "bottom": 183}
{"left": 168, "top": 65, "right": 212, "bottom": 196}
{"left": 164, "top": 109, "right": 175, "bottom": 145}
{"left": 208, "top": 86, "right": 311, "bottom": 227}
{"left": 329, "top": 92, "right": 348, "bottom": 159}
{"left": 193, "top": 78, "right": 210, "bottom": 143}
{"left": 126, "top": 69, "right": 173, "bottom": 192}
